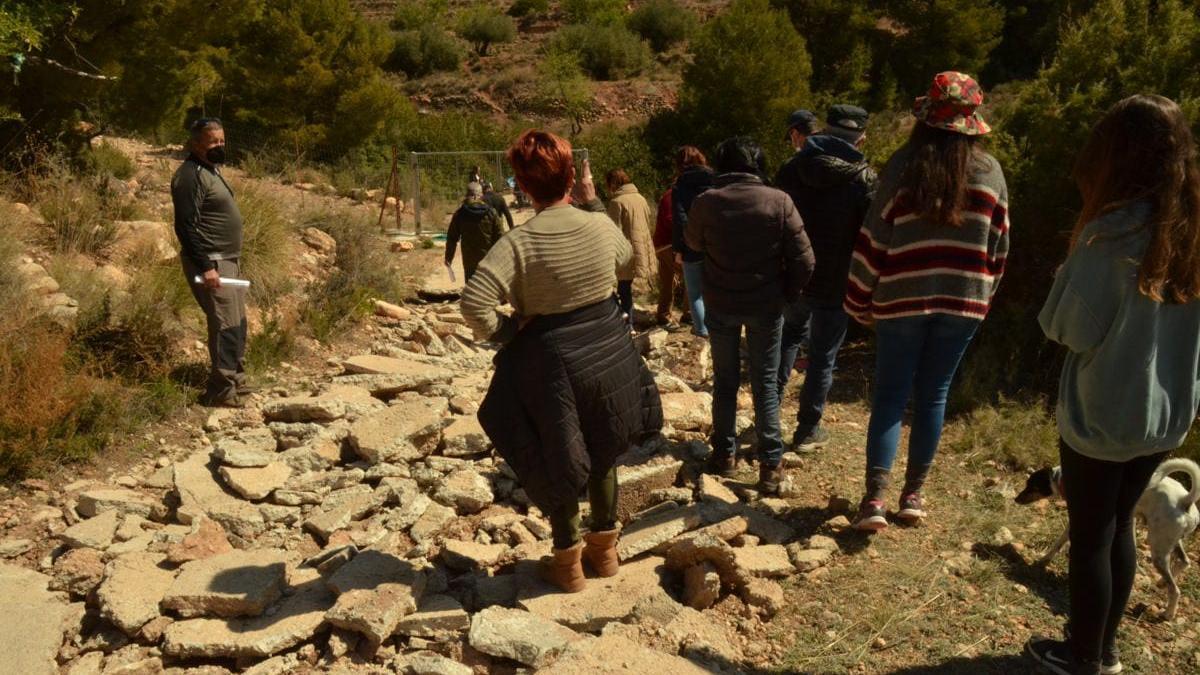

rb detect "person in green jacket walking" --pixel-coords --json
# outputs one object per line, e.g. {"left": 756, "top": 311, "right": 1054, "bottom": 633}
{"left": 1027, "top": 94, "right": 1200, "bottom": 675}
{"left": 446, "top": 182, "right": 505, "bottom": 282}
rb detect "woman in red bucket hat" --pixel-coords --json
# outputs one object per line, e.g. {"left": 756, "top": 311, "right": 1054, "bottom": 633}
{"left": 845, "top": 72, "right": 1011, "bottom": 532}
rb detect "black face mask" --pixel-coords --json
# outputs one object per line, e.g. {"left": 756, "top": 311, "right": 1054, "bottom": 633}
{"left": 205, "top": 146, "right": 226, "bottom": 165}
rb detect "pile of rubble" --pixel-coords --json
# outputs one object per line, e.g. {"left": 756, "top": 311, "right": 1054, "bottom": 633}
{"left": 0, "top": 301, "right": 845, "bottom": 674}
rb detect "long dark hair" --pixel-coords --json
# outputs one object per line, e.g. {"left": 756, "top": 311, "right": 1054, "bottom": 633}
{"left": 900, "top": 123, "right": 980, "bottom": 227}
{"left": 1072, "top": 95, "right": 1200, "bottom": 304}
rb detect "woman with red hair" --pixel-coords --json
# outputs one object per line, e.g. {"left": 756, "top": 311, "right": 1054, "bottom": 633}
{"left": 463, "top": 130, "right": 663, "bottom": 593}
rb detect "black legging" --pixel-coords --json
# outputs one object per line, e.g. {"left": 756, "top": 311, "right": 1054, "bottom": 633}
{"left": 617, "top": 280, "right": 633, "bottom": 317}
{"left": 1060, "top": 439, "right": 1166, "bottom": 665}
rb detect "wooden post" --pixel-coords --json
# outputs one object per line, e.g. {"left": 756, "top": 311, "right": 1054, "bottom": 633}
{"left": 377, "top": 146, "right": 399, "bottom": 233}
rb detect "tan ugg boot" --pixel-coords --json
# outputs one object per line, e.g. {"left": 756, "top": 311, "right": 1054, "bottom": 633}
{"left": 582, "top": 529, "right": 620, "bottom": 577}
{"left": 540, "top": 542, "right": 586, "bottom": 593}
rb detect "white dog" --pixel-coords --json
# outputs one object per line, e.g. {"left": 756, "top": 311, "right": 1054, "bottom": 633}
{"left": 1016, "top": 458, "right": 1200, "bottom": 619}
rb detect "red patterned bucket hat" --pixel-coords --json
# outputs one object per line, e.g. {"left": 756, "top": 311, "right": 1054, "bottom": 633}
{"left": 912, "top": 71, "right": 991, "bottom": 136}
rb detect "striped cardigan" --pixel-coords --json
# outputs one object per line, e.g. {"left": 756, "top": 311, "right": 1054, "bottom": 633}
{"left": 844, "top": 145, "right": 1009, "bottom": 322}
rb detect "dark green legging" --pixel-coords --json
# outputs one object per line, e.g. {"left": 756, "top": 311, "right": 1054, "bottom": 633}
{"left": 549, "top": 467, "right": 618, "bottom": 549}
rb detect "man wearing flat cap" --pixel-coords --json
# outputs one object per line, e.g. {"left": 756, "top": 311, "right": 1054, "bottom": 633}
{"left": 775, "top": 104, "right": 878, "bottom": 453}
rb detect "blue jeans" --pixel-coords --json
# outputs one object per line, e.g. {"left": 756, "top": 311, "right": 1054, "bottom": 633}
{"left": 865, "top": 314, "right": 980, "bottom": 474}
{"left": 706, "top": 309, "right": 785, "bottom": 467}
{"left": 778, "top": 298, "right": 849, "bottom": 430}
{"left": 681, "top": 260, "right": 707, "bottom": 337}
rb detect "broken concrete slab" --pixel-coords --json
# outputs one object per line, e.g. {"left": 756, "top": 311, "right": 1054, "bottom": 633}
{"left": 393, "top": 651, "right": 472, "bottom": 675}
{"left": 325, "top": 550, "right": 427, "bottom": 646}
{"left": 261, "top": 385, "right": 382, "bottom": 423}
{"left": 76, "top": 489, "right": 161, "bottom": 521}
{"left": 468, "top": 606, "right": 582, "bottom": 668}
{"left": 59, "top": 509, "right": 121, "bottom": 550}
{"left": 0, "top": 563, "right": 72, "bottom": 675}
{"left": 335, "top": 356, "right": 454, "bottom": 395}
{"left": 302, "top": 487, "right": 388, "bottom": 543}
{"left": 211, "top": 439, "right": 276, "bottom": 468}
{"left": 697, "top": 474, "right": 739, "bottom": 506}
{"left": 615, "top": 460, "right": 682, "bottom": 523}
{"left": 98, "top": 552, "right": 176, "bottom": 635}
{"left": 539, "top": 634, "right": 711, "bottom": 674}
{"left": 393, "top": 594, "right": 470, "bottom": 637}
{"left": 348, "top": 395, "right": 448, "bottom": 464}
{"left": 787, "top": 545, "right": 834, "bottom": 573}
{"left": 617, "top": 504, "right": 703, "bottom": 561}
{"left": 166, "top": 518, "right": 234, "bottom": 564}
{"left": 440, "top": 416, "right": 490, "bottom": 457}
{"left": 518, "top": 556, "right": 673, "bottom": 632}
{"left": 659, "top": 392, "right": 713, "bottom": 432}
{"left": 409, "top": 502, "right": 455, "bottom": 544}
{"left": 50, "top": 547, "right": 106, "bottom": 597}
{"left": 432, "top": 468, "right": 493, "bottom": 514}
{"left": 218, "top": 462, "right": 292, "bottom": 501}
{"left": 162, "top": 573, "right": 334, "bottom": 659}
{"left": 162, "top": 549, "right": 288, "bottom": 618}
{"left": 173, "top": 452, "right": 266, "bottom": 540}
{"left": 733, "top": 545, "right": 793, "bottom": 578}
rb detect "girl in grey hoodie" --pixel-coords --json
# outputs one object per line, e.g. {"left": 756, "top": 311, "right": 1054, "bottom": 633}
{"left": 1028, "top": 95, "right": 1200, "bottom": 675}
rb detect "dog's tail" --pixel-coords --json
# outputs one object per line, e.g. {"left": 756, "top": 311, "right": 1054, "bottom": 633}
{"left": 1152, "top": 458, "right": 1200, "bottom": 508}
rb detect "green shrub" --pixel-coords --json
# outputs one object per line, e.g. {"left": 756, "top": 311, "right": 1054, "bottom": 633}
{"left": 79, "top": 144, "right": 136, "bottom": 181}
{"left": 388, "top": 27, "right": 464, "bottom": 77}
{"left": 550, "top": 24, "right": 652, "bottom": 80}
{"left": 579, "top": 122, "right": 664, "bottom": 199}
{"left": 946, "top": 397, "right": 1060, "bottom": 471}
{"left": 246, "top": 313, "right": 297, "bottom": 373}
{"left": 627, "top": 0, "right": 697, "bottom": 52}
{"left": 508, "top": 0, "right": 549, "bottom": 18}
{"left": 235, "top": 183, "right": 295, "bottom": 309}
{"left": 562, "top": 0, "right": 626, "bottom": 25}
{"left": 298, "top": 208, "right": 411, "bottom": 342}
{"left": 456, "top": 5, "right": 516, "bottom": 56}
{"left": 536, "top": 50, "right": 593, "bottom": 134}
{"left": 35, "top": 173, "right": 133, "bottom": 256}
{"left": 394, "top": 0, "right": 449, "bottom": 30}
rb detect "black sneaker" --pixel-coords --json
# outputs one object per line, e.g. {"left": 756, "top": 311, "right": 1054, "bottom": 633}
{"left": 704, "top": 453, "right": 736, "bottom": 478}
{"left": 853, "top": 498, "right": 888, "bottom": 532}
{"left": 791, "top": 425, "right": 831, "bottom": 453}
{"left": 895, "top": 492, "right": 927, "bottom": 525}
{"left": 1026, "top": 638, "right": 1100, "bottom": 675}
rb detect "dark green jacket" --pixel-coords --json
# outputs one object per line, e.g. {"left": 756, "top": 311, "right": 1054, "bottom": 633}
{"left": 171, "top": 156, "right": 244, "bottom": 269}
{"left": 446, "top": 200, "right": 505, "bottom": 281}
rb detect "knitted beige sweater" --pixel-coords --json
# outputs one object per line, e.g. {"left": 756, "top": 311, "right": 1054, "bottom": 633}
{"left": 461, "top": 202, "right": 632, "bottom": 341}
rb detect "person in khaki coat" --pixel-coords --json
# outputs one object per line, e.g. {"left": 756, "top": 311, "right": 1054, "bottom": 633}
{"left": 605, "top": 169, "right": 658, "bottom": 317}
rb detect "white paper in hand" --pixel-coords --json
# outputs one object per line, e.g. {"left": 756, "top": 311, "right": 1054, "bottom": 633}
{"left": 446, "top": 264, "right": 457, "bottom": 284}
{"left": 192, "top": 275, "right": 252, "bottom": 288}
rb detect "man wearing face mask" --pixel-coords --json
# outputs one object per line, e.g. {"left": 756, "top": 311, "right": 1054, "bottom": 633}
{"left": 172, "top": 117, "right": 248, "bottom": 407}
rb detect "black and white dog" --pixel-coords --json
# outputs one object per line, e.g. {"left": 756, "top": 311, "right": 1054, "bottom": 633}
{"left": 1016, "top": 458, "right": 1200, "bottom": 620}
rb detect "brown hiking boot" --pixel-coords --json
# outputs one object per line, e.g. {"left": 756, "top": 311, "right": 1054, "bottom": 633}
{"left": 540, "top": 542, "right": 586, "bottom": 593}
{"left": 758, "top": 463, "right": 784, "bottom": 496}
{"left": 582, "top": 529, "right": 620, "bottom": 577}
{"left": 704, "top": 453, "right": 736, "bottom": 478}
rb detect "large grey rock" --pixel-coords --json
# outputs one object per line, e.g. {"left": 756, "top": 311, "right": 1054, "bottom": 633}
{"left": 59, "top": 509, "right": 121, "bottom": 550}
{"left": 97, "top": 552, "right": 176, "bottom": 635}
{"left": 432, "top": 468, "right": 493, "bottom": 514}
{"left": 0, "top": 563, "right": 72, "bottom": 675}
{"left": 349, "top": 395, "right": 448, "bottom": 464}
{"left": 162, "top": 550, "right": 288, "bottom": 618}
{"left": 393, "top": 594, "right": 470, "bottom": 637}
{"left": 261, "top": 385, "right": 382, "bottom": 423}
{"left": 539, "top": 634, "right": 712, "bottom": 674}
{"left": 219, "top": 463, "right": 292, "bottom": 501}
{"left": 440, "top": 416, "right": 490, "bottom": 457}
{"left": 518, "top": 556, "right": 673, "bottom": 632}
{"left": 162, "top": 570, "right": 334, "bottom": 659}
{"left": 173, "top": 453, "right": 266, "bottom": 539}
{"left": 76, "top": 489, "right": 161, "bottom": 520}
{"left": 337, "top": 355, "right": 455, "bottom": 395}
{"left": 325, "top": 550, "right": 427, "bottom": 646}
{"left": 467, "top": 607, "right": 581, "bottom": 668}
{"left": 617, "top": 504, "right": 703, "bottom": 561}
